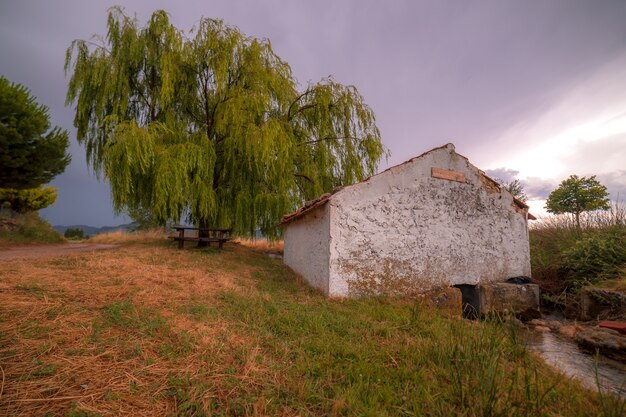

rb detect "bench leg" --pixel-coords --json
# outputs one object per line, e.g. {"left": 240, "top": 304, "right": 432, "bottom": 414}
{"left": 219, "top": 240, "right": 223, "bottom": 249}
{"left": 178, "top": 229, "right": 184, "bottom": 249}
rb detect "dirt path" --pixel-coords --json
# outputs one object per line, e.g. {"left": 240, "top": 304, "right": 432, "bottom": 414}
{"left": 0, "top": 243, "right": 118, "bottom": 261}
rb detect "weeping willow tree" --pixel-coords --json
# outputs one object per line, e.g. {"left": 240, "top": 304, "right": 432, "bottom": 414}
{"left": 65, "top": 7, "right": 386, "bottom": 237}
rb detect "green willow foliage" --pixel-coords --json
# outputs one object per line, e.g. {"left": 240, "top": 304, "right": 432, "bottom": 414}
{"left": 65, "top": 8, "right": 386, "bottom": 237}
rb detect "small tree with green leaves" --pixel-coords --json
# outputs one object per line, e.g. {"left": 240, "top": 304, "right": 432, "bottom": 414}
{"left": 64, "top": 8, "right": 386, "bottom": 238}
{"left": 0, "top": 76, "right": 70, "bottom": 190}
{"left": 495, "top": 178, "right": 528, "bottom": 202}
{"left": 545, "top": 175, "right": 610, "bottom": 229}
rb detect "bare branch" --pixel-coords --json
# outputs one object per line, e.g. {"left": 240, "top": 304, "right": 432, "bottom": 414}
{"left": 294, "top": 173, "right": 314, "bottom": 184}
{"left": 297, "top": 136, "right": 361, "bottom": 147}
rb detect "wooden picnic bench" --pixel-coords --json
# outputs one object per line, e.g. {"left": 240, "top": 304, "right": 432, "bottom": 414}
{"left": 169, "top": 226, "right": 232, "bottom": 249}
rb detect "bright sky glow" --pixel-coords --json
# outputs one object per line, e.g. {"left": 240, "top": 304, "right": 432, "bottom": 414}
{"left": 483, "top": 52, "right": 626, "bottom": 186}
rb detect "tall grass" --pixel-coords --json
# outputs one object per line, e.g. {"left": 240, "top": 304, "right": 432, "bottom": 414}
{"left": 234, "top": 237, "right": 284, "bottom": 253}
{"left": 88, "top": 228, "right": 166, "bottom": 244}
{"left": 530, "top": 202, "right": 626, "bottom": 298}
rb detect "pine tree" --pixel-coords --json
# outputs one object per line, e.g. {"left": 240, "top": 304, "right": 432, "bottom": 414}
{"left": 0, "top": 76, "right": 70, "bottom": 189}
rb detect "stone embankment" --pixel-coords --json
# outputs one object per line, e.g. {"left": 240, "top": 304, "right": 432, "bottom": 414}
{"left": 579, "top": 287, "right": 626, "bottom": 321}
{"left": 526, "top": 281, "right": 626, "bottom": 359}
{"left": 528, "top": 318, "right": 626, "bottom": 360}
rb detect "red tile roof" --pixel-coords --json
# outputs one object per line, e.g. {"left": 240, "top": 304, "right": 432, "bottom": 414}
{"left": 279, "top": 192, "right": 333, "bottom": 225}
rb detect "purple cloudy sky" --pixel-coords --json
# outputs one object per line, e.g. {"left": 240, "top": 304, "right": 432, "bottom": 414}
{"left": 1, "top": 0, "right": 625, "bottom": 226}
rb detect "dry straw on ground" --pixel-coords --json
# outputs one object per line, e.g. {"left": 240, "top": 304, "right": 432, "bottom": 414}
{"left": 88, "top": 229, "right": 167, "bottom": 244}
{"left": 234, "top": 238, "right": 283, "bottom": 254}
{"left": 0, "top": 242, "right": 272, "bottom": 416}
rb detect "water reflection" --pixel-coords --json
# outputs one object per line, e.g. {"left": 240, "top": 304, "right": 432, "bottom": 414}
{"left": 523, "top": 330, "right": 626, "bottom": 397}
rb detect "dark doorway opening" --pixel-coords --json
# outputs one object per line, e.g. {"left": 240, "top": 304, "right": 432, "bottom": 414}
{"left": 454, "top": 284, "right": 480, "bottom": 319}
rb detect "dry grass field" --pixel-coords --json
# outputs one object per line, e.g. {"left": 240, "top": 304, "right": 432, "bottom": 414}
{"left": 0, "top": 237, "right": 623, "bottom": 416}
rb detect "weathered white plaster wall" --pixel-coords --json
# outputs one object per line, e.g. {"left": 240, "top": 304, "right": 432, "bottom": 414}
{"left": 328, "top": 144, "right": 531, "bottom": 297}
{"left": 283, "top": 204, "right": 331, "bottom": 295}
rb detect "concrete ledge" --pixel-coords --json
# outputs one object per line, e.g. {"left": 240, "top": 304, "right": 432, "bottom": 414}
{"left": 479, "top": 283, "right": 541, "bottom": 320}
{"left": 457, "top": 282, "right": 540, "bottom": 320}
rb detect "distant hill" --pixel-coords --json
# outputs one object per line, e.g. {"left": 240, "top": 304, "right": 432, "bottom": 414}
{"left": 53, "top": 223, "right": 135, "bottom": 236}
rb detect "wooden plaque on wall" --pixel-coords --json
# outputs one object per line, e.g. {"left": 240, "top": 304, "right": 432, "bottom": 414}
{"left": 431, "top": 167, "right": 465, "bottom": 183}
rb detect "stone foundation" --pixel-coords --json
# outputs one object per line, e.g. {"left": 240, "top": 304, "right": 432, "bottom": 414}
{"left": 457, "top": 282, "right": 540, "bottom": 320}
{"left": 580, "top": 287, "right": 626, "bottom": 321}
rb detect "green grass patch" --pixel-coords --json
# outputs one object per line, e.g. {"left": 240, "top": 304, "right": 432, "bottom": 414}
{"left": 15, "top": 284, "right": 45, "bottom": 298}
{"left": 31, "top": 359, "right": 57, "bottom": 377}
{"left": 178, "top": 302, "right": 211, "bottom": 321}
{"left": 49, "top": 256, "right": 87, "bottom": 270}
{"left": 159, "top": 330, "right": 195, "bottom": 359}
{"left": 194, "top": 246, "right": 222, "bottom": 255}
{"left": 91, "top": 299, "right": 198, "bottom": 361}
{"left": 20, "top": 320, "right": 51, "bottom": 339}
{"left": 93, "top": 299, "right": 169, "bottom": 337}
{"left": 151, "top": 252, "right": 613, "bottom": 416}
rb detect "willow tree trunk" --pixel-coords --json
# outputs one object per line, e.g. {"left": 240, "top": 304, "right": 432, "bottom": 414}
{"left": 198, "top": 218, "right": 210, "bottom": 247}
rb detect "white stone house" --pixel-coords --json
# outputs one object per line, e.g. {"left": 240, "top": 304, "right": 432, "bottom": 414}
{"left": 280, "top": 144, "right": 534, "bottom": 297}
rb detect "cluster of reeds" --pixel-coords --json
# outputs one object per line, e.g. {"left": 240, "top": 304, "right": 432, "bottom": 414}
{"left": 234, "top": 238, "right": 284, "bottom": 253}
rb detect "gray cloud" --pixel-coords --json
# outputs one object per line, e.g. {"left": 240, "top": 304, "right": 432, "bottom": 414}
{"left": 520, "top": 178, "right": 559, "bottom": 201}
{"left": 483, "top": 170, "right": 559, "bottom": 201}
{"left": 484, "top": 168, "right": 520, "bottom": 184}
{"left": 598, "top": 171, "right": 626, "bottom": 202}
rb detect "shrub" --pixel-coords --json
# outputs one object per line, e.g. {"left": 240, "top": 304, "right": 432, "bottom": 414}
{"left": 530, "top": 202, "right": 626, "bottom": 296}
{"left": 562, "top": 228, "right": 626, "bottom": 289}
{"left": 0, "top": 187, "right": 58, "bottom": 213}
{"left": 64, "top": 228, "right": 86, "bottom": 239}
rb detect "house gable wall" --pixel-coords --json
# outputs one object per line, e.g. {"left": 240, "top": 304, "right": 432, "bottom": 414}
{"left": 328, "top": 144, "right": 531, "bottom": 297}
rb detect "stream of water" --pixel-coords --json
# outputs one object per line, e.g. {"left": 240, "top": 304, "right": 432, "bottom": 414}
{"left": 524, "top": 326, "right": 626, "bottom": 397}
